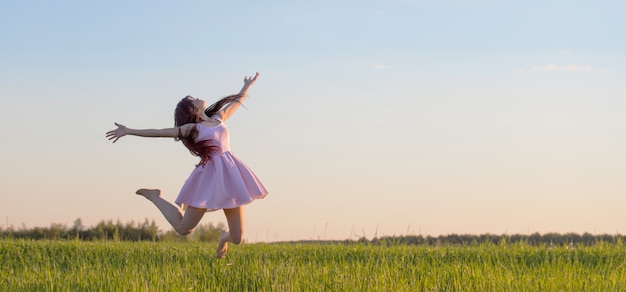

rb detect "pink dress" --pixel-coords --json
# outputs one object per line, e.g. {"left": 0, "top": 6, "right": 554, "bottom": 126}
{"left": 175, "top": 115, "right": 268, "bottom": 211}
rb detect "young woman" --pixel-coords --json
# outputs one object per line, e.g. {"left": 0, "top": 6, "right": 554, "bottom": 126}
{"left": 106, "top": 72, "right": 267, "bottom": 258}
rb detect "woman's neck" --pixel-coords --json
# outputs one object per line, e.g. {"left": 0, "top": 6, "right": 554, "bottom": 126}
{"left": 199, "top": 111, "right": 210, "bottom": 121}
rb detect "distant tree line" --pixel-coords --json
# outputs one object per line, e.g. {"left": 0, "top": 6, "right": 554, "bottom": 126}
{"left": 0, "top": 218, "right": 224, "bottom": 242}
{"left": 3, "top": 220, "right": 624, "bottom": 246}
{"left": 286, "top": 232, "right": 626, "bottom": 246}
{"left": 368, "top": 232, "right": 626, "bottom": 246}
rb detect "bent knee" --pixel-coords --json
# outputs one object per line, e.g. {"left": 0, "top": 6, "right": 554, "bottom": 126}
{"left": 175, "top": 227, "right": 194, "bottom": 236}
{"left": 230, "top": 232, "right": 244, "bottom": 244}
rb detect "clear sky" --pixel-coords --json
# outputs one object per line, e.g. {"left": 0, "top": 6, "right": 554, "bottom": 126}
{"left": 1, "top": 0, "right": 625, "bottom": 242}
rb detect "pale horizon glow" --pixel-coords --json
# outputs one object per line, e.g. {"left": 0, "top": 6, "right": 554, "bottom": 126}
{"left": 1, "top": 0, "right": 625, "bottom": 242}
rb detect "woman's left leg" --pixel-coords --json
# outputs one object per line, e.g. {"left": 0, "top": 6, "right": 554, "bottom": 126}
{"left": 136, "top": 188, "right": 205, "bottom": 235}
{"left": 216, "top": 206, "right": 244, "bottom": 258}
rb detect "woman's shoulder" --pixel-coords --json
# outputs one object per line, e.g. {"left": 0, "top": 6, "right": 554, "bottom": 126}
{"left": 197, "top": 116, "right": 223, "bottom": 129}
{"left": 210, "top": 113, "right": 223, "bottom": 122}
{"left": 176, "top": 123, "right": 198, "bottom": 140}
{"left": 180, "top": 123, "right": 199, "bottom": 130}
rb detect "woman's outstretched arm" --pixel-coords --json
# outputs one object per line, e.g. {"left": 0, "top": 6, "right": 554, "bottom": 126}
{"left": 106, "top": 122, "right": 195, "bottom": 143}
{"left": 220, "top": 72, "right": 259, "bottom": 121}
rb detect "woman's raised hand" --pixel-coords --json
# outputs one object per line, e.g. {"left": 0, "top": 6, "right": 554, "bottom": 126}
{"left": 106, "top": 122, "right": 129, "bottom": 143}
{"left": 243, "top": 72, "right": 259, "bottom": 88}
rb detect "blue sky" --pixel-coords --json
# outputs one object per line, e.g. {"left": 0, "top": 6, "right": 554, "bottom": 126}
{"left": 1, "top": 0, "right": 625, "bottom": 241}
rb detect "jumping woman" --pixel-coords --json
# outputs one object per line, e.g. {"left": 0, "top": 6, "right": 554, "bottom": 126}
{"left": 106, "top": 72, "right": 267, "bottom": 258}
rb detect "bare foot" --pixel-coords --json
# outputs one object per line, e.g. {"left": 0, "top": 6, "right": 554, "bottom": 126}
{"left": 136, "top": 189, "right": 161, "bottom": 201}
{"left": 217, "top": 231, "right": 229, "bottom": 259}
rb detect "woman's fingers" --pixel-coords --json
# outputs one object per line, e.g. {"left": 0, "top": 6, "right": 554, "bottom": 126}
{"left": 245, "top": 72, "right": 259, "bottom": 82}
{"left": 106, "top": 122, "right": 126, "bottom": 143}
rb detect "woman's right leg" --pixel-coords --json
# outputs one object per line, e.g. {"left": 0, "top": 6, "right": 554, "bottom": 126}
{"left": 136, "top": 189, "right": 205, "bottom": 235}
{"left": 216, "top": 206, "right": 244, "bottom": 258}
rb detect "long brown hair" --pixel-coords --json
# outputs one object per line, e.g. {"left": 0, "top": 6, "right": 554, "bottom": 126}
{"left": 174, "top": 95, "right": 242, "bottom": 166}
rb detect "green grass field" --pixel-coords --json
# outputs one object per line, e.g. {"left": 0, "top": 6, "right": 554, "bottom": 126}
{"left": 2, "top": 239, "right": 625, "bottom": 291}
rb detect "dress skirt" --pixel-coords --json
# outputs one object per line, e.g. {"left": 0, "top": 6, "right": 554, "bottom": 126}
{"left": 175, "top": 151, "right": 268, "bottom": 211}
